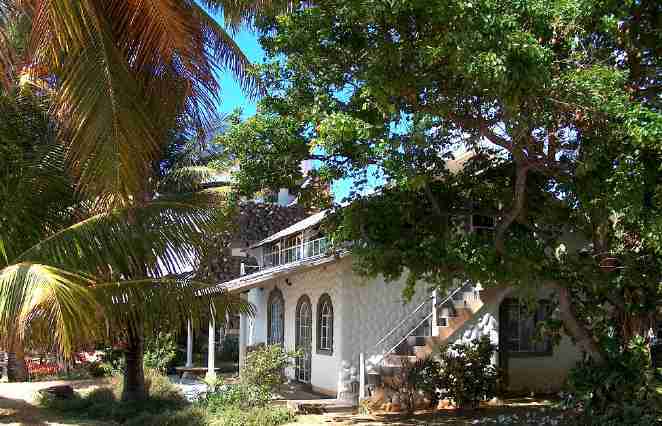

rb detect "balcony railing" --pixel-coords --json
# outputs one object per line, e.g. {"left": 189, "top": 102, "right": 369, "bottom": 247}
{"left": 261, "top": 237, "right": 329, "bottom": 270}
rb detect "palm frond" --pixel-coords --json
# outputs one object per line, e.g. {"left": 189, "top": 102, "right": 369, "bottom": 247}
{"left": 16, "top": 200, "right": 222, "bottom": 278}
{"left": 23, "top": 0, "right": 257, "bottom": 196}
{"left": 158, "top": 165, "right": 221, "bottom": 194}
{"left": 0, "top": 262, "right": 101, "bottom": 354}
{"left": 95, "top": 277, "right": 254, "bottom": 337}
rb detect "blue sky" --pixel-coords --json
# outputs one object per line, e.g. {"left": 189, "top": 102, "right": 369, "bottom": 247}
{"left": 212, "top": 22, "right": 377, "bottom": 202}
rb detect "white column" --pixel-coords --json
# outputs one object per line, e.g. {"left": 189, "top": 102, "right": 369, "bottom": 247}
{"left": 186, "top": 319, "right": 193, "bottom": 367}
{"left": 359, "top": 352, "right": 366, "bottom": 400}
{"left": 431, "top": 289, "right": 439, "bottom": 336}
{"left": 239, "top": 293, "right": 248, "bottom": 372}
{"left": 207, "top": 316, "right": 216, "bottom": 379}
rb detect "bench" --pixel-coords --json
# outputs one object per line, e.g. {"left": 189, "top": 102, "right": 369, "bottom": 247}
{"left": 174, "top": 366, "right": 221, "bottom": 378}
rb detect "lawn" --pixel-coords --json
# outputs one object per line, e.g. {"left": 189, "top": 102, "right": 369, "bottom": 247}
{"left": 0, "top": 378, "right": 575, "bottom": 426}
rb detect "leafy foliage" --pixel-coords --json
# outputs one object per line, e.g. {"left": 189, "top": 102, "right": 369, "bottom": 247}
{"left": 220, "top": 0, "right": 662, "bottom": 375}
{"left": 435, "top": 337, "right": 499, "bottom": 409}
{"left": 241, "top": 344, "right": 300, "bottom": 395}
{"left": 566, "top": 336, "right": 661, "bottom": 424}
{"left": 1, "top": 0, "right": 262, "bottom": 200}
{"left": 143, "top": 332, "right": 178, "bottom": 374}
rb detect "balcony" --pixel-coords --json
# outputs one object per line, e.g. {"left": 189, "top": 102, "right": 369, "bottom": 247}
{"left": 261, "top": 237, "right": 329, "bottom": 270}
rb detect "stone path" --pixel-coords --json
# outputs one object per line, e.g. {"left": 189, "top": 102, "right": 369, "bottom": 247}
{"left": 167, "top": 375, "right": 208, "bottom": 402}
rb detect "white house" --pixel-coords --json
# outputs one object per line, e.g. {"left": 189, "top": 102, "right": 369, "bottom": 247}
{"left": 210, "top": 210, "right": 583, "bottom": 401}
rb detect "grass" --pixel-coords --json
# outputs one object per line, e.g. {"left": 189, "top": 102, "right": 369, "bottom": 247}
{"left": 36, "top": 371, "right": 294, "bottom": 426}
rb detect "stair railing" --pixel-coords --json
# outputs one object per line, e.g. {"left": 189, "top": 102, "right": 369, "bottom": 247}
{"left": 369, "top": 285, "right": 467, "bottom": 365}
{"left": 382, "top": 285, "right": 466, "bottom": 361}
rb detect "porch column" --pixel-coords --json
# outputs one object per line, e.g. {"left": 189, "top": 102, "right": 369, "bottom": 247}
{"left": 431, "top": 289, "right": 439, "bottom": 336}
{"left": 207, "top": 315, "right": 216, "bottom": 379}
{"left": 239, "top": 292, "right": 248, "bottom": 372}
{"left": 185, "top": 319, "right": 193, "bottom": 367}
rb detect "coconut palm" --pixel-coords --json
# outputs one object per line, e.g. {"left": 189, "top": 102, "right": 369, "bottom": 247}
{"left": 0, "top": 91, "right": 253, "bottom": 399}
{"left": 0, "top": 0, "right": 278, "bottom": 398}
{"left": 0, "top": 0, "right": 272, "bottom": 201}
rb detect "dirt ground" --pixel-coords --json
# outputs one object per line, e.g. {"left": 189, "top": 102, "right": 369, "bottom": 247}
{"left": 0, "top": 379, "right": 564, "bottom": 426}
{"left": 0, "top": 379, "right": 111, "bottom": 425}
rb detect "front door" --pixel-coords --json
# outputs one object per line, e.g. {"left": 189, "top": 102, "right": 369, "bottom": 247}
{"left": 295, "top": 296, "right": 312, "bottom": 383}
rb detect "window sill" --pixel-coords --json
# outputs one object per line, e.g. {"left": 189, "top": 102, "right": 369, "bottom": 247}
{"left": 316, "top": 349, "right": 333, "bottom": 356}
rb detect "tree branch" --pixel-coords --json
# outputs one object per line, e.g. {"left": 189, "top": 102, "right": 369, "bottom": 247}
{"left": 546, "top": 281, "right": 606, "bottom": 364}
{"left": 495, "top": 162, "right": 530, "bottom": 258}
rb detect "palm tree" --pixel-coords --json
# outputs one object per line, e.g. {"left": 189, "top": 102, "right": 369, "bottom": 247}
{"left": 0, "top": 0, "right": 268, "bottom": 202}
{"left": 0, "top": 90, "right": 253, "bottom": 399}
{"left": 0, "top": 0, "right": 279, "bottom": 398}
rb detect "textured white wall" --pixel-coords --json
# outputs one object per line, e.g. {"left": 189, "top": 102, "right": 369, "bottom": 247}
{"left": 244, "top": 257, "right": 583, "bottom": 395}
{"left": 337, "top": 258, "right": 429, "bottom": 374}
{"left": 247, "top": 262, "right": 344, "bottom": 394}
{"left": 444, "top": 286, "right": 583, "bottom": 393}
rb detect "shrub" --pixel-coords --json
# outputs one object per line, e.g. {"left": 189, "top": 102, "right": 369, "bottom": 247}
{"left": 204, "top": 383, "right": 271, "bottom": 410}
{"left": 241, "top": 344, "right": 300, "bottom": 393}
{"left": 144, "top": 368, "right": 187, "bottom": 402}
{"left": 100, "top": 347, "right": 125, "bottom": 376}
{"left": 208, "top": 405, "right": 294, "bottom": 426}
{"left": 144, "top": 332, "right": 178, "bottom": 374}
{"left": 435, "top": 336, "right": 499, "bottom": 409}
{"left": 85, "top": 361, "right": 108, "bottom": 378}
{"left": 565, "top": 335, "right": 661, "bottom": 425}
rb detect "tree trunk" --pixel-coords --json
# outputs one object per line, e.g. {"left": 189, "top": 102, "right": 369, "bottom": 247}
{"left": 548, "top": 282, "right": 606, "bottom": 365}
{"left": 122, "top": 327, "right": 147, "bottom": 401}
{"left": 7, "top": 338, "right": 27, "bottom": 382}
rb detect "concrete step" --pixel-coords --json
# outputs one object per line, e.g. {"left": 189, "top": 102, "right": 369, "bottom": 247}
{"left": 286, "top": 398, "right": 356, "bottom": 414}
{"left": 383, "top": 354, "right": 417, "bottom": 367}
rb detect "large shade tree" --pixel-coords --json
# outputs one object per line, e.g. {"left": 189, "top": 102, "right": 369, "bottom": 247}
{"left": 218, "top": 0, "right": 662, "bottom": 365}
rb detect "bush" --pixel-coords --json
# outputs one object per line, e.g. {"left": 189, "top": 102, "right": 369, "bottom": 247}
{"left": 100, "top": 347, "right": 125, "bottom": 376}
{"left": 565, "top": 335, "right": 661, "bottom": 425}
{"left": 204, "top": 383, "right": 271, "bottom": 410}
{"left": 85, "top": 361, "right": 108, "bottom": 378}
{"left": 144, "top": 332, "right": 178, "bottom": 374}
{"left": 241, "top": 344, "right": 300, "bottom": 393}
{"left": 435, "top": 336, "right": 499, "bottom": 409}
{"left": 208, "top": 405, "right": 294, "bottom": 426}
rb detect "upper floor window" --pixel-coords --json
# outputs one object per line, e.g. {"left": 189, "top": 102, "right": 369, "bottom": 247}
{"left": 501, "top": 298, "right": 552, "bottom": 356}
{"left": 317, "top": 294, "right": 334, "bottom": 355}
{"left": 267, "top": 288, "right": 285, "bottom": 345}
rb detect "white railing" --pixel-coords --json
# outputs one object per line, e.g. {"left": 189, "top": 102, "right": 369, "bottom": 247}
{"left": 261, "top": 237, "right": 328, "bottom": 269}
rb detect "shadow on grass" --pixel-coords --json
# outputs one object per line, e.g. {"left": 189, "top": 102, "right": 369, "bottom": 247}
{"left": 0, "top": 395, "right": 106, "bottom": 425}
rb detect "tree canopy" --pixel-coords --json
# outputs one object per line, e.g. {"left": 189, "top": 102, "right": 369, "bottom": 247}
{"left": 219, "top": 0, "right": 662, "bottom": 361}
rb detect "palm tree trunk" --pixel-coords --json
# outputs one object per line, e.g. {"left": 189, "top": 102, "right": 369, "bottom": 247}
{"left": 7, "top": 337, "right": 27, "bottom": 382}
{"left": 122, "top": 326, "right": 147, "bottom": 401}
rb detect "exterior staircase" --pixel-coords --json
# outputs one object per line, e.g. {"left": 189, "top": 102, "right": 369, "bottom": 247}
{"left": 381, "top": 283, "right": 484, "bottom": 368}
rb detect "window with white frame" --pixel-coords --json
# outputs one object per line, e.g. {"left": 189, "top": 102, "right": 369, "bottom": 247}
{"left": 267, "top": 288, "right": 284, "bottom": 345}
{"left": 317, "top": 294, "right": 333, "bottom": 354}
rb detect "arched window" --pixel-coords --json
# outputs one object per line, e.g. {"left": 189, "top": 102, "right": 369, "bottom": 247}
{"left": 317, "top": 293, "right": 334, "bottom": 355}
{"left": 295, "top": 295, "right": 312, "bottom": 382}
{"left": 267, "top": 288, "right": 284, "bottom": 345}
